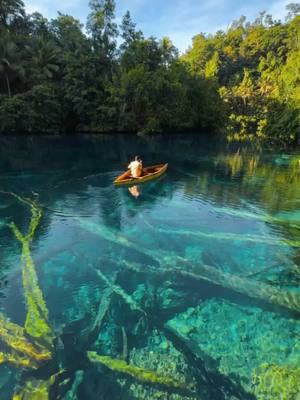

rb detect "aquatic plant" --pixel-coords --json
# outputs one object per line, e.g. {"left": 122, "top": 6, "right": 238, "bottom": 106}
{"left": 252, "top": 364, "right": 300, "bottom": 400}
{"left": 87, "top": 352, "right": 196, "bottom": 393}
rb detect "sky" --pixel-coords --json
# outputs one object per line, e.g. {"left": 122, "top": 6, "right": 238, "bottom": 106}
{"left": 24, "top": 0, "right": 292, "bottom": 52}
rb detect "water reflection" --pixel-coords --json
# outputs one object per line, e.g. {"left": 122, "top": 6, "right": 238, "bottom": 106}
{"left": 128, "top": 186, "right": 141, "bottom": 198}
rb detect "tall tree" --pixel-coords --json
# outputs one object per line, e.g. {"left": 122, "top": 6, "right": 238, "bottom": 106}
{"left": 0, "top": 0, "right": 25, "bottom": 28}
{"left": 86, "top": 0, "right": 118, "bottom": 58}
{"left": 120, "top": 10, "right": 143, "bottom": 50}
{"left": 0, "top": 34, "right": 24, "bottom": 97}
{"left": 286, "top": 3, "right": 300, "bottom": 21}
{"left": 25, "top": 38, "right": 60, "bottom": 84}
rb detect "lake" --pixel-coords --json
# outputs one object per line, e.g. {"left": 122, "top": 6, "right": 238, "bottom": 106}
{"left": 0, "top": 134, "right": 299, "bottom": 399}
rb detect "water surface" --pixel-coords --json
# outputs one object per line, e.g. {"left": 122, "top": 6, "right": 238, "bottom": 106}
{"left": 0, "top": 134, "right": 299, "bottom": 399}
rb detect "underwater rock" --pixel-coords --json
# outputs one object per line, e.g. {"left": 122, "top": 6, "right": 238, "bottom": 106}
{"left": 166, "top": 299, "right": 300, "bottom": 392}
{"left": 117, "top": 330, "right": 199, "bottom": 400}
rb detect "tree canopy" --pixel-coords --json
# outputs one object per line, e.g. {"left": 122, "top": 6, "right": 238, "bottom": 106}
{"left": 0, "top": 0, "right": 299, "bottom": 146}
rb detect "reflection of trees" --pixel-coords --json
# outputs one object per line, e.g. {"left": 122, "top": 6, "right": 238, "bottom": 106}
{"left": 182, "top": 149, "right": 300, "bottom": 284}
{"left": 187, "top": 148, "right": 300, "bottom": 217}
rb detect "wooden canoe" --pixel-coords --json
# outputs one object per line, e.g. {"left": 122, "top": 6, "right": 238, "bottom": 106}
{"left": 114, "top": 163, "right": 168, "bottom": 186}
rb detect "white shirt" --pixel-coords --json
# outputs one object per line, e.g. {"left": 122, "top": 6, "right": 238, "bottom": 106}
{"left": 128, "top": 160, "right": 142, "bottom": 178}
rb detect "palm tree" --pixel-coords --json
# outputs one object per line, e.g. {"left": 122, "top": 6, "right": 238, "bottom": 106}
{"left": 0, "top": 36, "right": 24, "bottom": 97}
{"left": 26, "top": 38, "right": 60, "bottom": 83}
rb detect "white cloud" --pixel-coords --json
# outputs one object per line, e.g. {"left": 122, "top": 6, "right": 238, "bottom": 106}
{"left": 24, "top": 0, "right": 84, "bottom": 20}
{"left": 25, "top": 1, "right": 49, "bottom": 15}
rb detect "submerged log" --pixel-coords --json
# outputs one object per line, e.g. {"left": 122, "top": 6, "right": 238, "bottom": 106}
{"left": 10, "top": 198, "right": 54, "bottom": 347}
{"left": 87, "top": 352, "right": 197, "bottom": 394}
{"left": 75, "top": 218, "right": 161, "bottom": 264}
{"left": 164, "top": 257, "right": 300, "bottom": 314}
{"left": 0, "top": 313, "right": 51, "bottom": 363}
{"left": 0, "top": 350, "right": 38, "bottom": 369}
{"left": 121, "top": 257, "right": 300, "bottom": 314}
{"left": 121, "top": 326, "right": 128, "bottom": 363}
{"left": 142, "top": 214, "right": 300, "bottom": 248}
{"left": 12, "top": 370, "right": 65, "bottom": 400}
{"left": 95, "top": 268, "right": 146, "bottom": 316}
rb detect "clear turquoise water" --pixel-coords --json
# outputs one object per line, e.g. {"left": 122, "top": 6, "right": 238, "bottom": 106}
{"left": 0, "top": 134, "right": 299, "bottom": 399}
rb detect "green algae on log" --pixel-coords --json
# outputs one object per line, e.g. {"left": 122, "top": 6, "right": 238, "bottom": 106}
{"left": 0, "top": 313, "right": 51, "bottom": 363}
{"left": 0, "top": 351, "right": 39, "bottom": 369}
{"left": 12, "top": 371, "right": 64, "bottom": 400}
{"left": 87, "top": 352, "right": 196, "bottom": 393}
{"left": 252, "top": 364, "right": 300, "bottom": 400}
{"left": 9, "top": 195, "right": 54, "bottom": 347}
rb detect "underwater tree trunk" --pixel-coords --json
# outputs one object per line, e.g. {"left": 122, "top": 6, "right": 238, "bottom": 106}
{"left": 167, "top": 257, "right": 300, "bottom": 314}
{"left": 5, "top": 73, "right": 11, "bottom": 98}
{"left": 122, "top": 258, "right": 300, "bottom": 314}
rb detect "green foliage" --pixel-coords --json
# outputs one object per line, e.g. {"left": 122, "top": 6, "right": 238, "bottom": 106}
{"left": 0, "top": 0, "right": 25, "bottom": 28}
{"left": 0, "top": 84, "right": 62, "bottom": 133}
{"left": 182, "top": 6, "right": 300, "bottom": 146}
{"left": 86, "top": 0, "right": 118, "bottom": 58}
{"left": 0, "top": 0, "right": 299, "bottom": 144}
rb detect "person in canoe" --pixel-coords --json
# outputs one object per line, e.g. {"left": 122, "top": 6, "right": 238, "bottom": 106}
{"left": 128, "top": 156, "right": 143, "bottom": 178}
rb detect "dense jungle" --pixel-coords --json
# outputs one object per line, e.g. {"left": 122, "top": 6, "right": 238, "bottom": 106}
{"left": 0, "top": 0, "right": 299, "bottom": 146}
